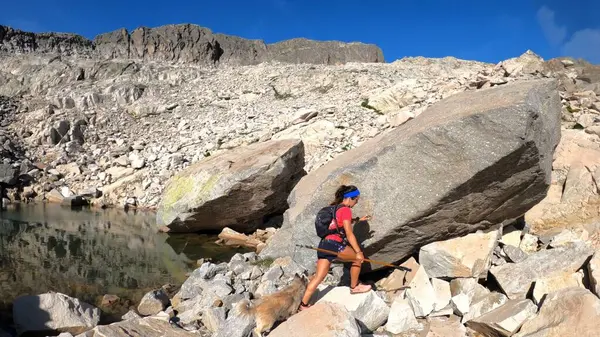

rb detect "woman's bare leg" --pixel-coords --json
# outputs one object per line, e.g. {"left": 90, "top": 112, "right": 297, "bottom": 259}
{"left": 337, "top": 246, "right": 362, "bottom": 287}
{"left": 301, "top": 258, "right": 331, "bottom": 306}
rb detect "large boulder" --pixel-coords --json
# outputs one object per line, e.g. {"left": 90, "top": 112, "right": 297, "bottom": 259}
{"left": 13, "top": 292, "right": 100, "bottom": 335}
{"left": 525, "top": 129, "right": 600, "bottom": 233}
{"left": 514, "top": 287, "right": 600, "bottom": 337}
{"left": 76, "top": 316, "right": 199, "bottom": 337}
{"left": 314, "top": 286, "right": 389, "bottom": 333}
{"left": 260, "top": 79, "right": 561, "bottom": 272}
{"left": 156, "top": 139, "right": 305, "bottom": 233}
{"left": 489, "top": 241, "right": 594, "bottom": 299}
{"left": 267, "top": 302, "right": 360, "bottom": 337}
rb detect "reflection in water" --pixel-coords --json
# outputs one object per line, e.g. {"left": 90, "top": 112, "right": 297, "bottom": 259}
{"left": 0, "top": 203, "right": 249, "bottom": 324}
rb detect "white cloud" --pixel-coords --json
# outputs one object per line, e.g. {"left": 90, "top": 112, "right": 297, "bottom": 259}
{"left": 536, "top": 6, "right": 567, "bottom": 46}
{"left": 537, "top": 5, "right": 600, "bottom": 64}
{"left": 562, "top": 28, "right": 600, "bottom": 64}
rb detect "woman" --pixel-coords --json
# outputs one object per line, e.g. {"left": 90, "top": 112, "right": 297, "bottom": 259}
{"left": 299, "top": 185, "right": 372, "bottom": 311}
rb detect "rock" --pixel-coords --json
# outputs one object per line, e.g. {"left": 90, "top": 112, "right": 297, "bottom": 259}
{"left": 549, "top": 228, "right": 589, "bottom": 248}
{"left": 218, "top": 227, "right": 263, "bottom": 249}
{"left": 430, "top": 278, "right": 451, "bottom": 313}
{"left": 76, "top": 316, "right": 199, "bottom": 337}
{"left": 502, "top": 245, "right": 528, "bottom": 263}
{"left": 461, "top": 292, "right": 508, "bottom": 323}
{"left": 450, "top": 294, "right": 470, "bottom": 316}
{"left": 121, "top": 310, "right": 140, "bottom": 321}
{"left": 261, "top": 79, "right": 561, "bottom": 272}
{"left": 490, "top": 242, "right": 594, "bottom": 299}
{"left": 524, "top": 130, "right": 600, "bottom": 231}
{"left": 467, "top": 299, "right": 537, "bottom": 337}
{"left": 514, "top": 288, "right": 600, "bottom": 337}
{"left": 201, "top": 307, "right": 226, "bottom": 333}
{"left": 315, "top": 286, "right": 389, "bottom": 333}
{"left": 384, "top": 296, "right": 421, "bottom": 335}
{"left": 519, "top": 233, "right": 539, "bottom": 254}
{"left": 156, "top": 139, "right": 305, "bottom": 233}
{"left": 13, "top": 292, "right": 100, "bottom": 334}
{"left": 532, "top": 270, "right": 585, "bottom": 305}
{"left": 499, "top": 50, "right": 546, "bottom": 76}
{"left": 101, "top": 294, "right": 120, "bottom": 307}
{"left": 588, "top": 252, "right": 600, "bottom": 296}
{"left": 401, "top": 258, "right": 436, "bottom": 317}
{"left": 500, "top": 227, "right": 522, "bottom": 247}
{"left": 213, "top": 306, "right": 256, "bottom": 337}
{"left": 419, "top": 230, "right": 499, "bottom": 279}
{"left": 0, "top": 163, "right": 18, "bottom": 185}
{"left": 268, "top": 302, "right": 361, "bottom": 337}
{"left": 426, "top": 315, "right": 466, "bottom": 337}
{"left": 137, "top": 289, "right": 170, "bottom": 316}
{"left": 4, "top": 24, "right": 383, "bottom": 65}
{"left": 449, "top": 278, "right": 490, "bottom": 307}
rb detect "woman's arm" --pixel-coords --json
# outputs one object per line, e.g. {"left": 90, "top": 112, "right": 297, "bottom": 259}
{"left": 342, "top": 219, "right": 363, "bottom": 260}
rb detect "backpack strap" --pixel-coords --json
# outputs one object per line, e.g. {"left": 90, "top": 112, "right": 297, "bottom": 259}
{"left": 331, "top": 204, "right": 344, "bottom": 237}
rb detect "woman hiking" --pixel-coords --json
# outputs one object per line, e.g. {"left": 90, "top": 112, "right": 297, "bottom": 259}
{"left": 299, "top": 185, "right": 372, "bottom": 311}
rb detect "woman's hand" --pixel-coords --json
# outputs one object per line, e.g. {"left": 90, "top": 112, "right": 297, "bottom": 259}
{"left": 359, "top": 215, "right": 371, "bottom": 222}
{"left": 356, "top": 251, "right": 365, "bottom": 263}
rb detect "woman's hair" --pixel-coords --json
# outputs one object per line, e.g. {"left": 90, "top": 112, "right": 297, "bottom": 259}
{"left": 330, "top": 185, "right": 359, "bottom": 205}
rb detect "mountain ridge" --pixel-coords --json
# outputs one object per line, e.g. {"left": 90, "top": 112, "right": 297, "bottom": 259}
{"left": 0, "top": 23, "right": 384, "bottom": 65}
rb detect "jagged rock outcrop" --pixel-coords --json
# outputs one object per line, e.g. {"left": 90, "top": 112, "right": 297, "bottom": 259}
{"left": 1, "top": 24, "right": 384, "bottom": 65}
{"left": 260, "top": 79, "right": 561, "bottom": 273}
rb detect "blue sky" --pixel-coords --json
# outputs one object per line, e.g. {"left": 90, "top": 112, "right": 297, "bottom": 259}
{"left": 2, "top": 0, "right": 599, "bottom": 64}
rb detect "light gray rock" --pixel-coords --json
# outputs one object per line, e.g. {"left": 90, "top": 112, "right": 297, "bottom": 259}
{"left": 431, "top": 278, "right": 452, "bottom": 313}
{"left": 75, "top": 316, "right": 199, "bottom": 337}
{"left": 514, "top": 287, "right": 600, "bottom": 337}
{"left": 461, "top": 292, "right": 508, "bottom": 323}
{"left": 260, "top": 79, "right": 561, "bottom": 273}
{"left": 449, "top": 278, "right": 490, "bottom": 307}
{"left": 467, "top": 299, "right": 537, "bottom": 337}
{"left": 419, "top": 230, "right": 499, "bottom": 279}
{"left": 156, "top": 139, "right": 305, "bottom": 233}
{"left": 490, "top": 241, "right": 594, "bottom": 299}
{"left": 137, "top": 289, "right": 170, "bottom": 316}
{"left": 384, "top": 296, "right": 421, "bottom": 335}
{"left": 268, "top": 302, "right": 361, "bottom": 337}
{"left": 13, "top": 292, "right": 100, "bottom": 334}
{"left": 201, "top": 307, "right": 226, "bottom": 333}
{"left": 315, "top": 286, "right": 390, "bottom": 333}
{"left": 503, "top": 244, "right": 528, "bottom": 263}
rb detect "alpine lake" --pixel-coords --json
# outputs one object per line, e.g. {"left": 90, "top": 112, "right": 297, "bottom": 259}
{"left": 0, "top": 202, "right": 250, "bottom": 328}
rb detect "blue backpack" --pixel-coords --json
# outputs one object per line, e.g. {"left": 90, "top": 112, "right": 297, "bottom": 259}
{"left": 315, "top": 204, "right": 343, "bottom": 238}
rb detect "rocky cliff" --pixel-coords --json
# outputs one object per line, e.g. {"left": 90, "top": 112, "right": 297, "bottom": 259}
{"left": 0, "top": 24, "right": 384, "bottom": 65}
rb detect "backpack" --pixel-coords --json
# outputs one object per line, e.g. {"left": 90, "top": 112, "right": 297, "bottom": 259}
{"left": 315, "top": 204, "right": 343, "bottom": 239}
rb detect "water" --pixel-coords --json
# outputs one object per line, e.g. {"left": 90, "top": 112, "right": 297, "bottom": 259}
{"left": 0, "top": 203, "right": 249, "bottom": 325}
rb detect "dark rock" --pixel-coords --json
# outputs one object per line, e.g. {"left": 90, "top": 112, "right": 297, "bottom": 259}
{"left": 1, "top": 24, "right": 384, "bottom": 65}
{"left": 0, "top": 163, "right": 18, "bottom": 185}
{"left": 502, "top": 245, "right": 528, "bottom": 263}
{"left": 260, "top": 79, "right": 562, "bottom": 273}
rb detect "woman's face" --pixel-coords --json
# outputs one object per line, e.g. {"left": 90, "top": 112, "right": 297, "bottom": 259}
{"left": 347, "top": 195, "right": 359, "bottom": 207}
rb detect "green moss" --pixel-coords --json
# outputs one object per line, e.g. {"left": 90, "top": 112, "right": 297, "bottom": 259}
{"left": 160, "top": 171, "right": 222, "bottom": 219}
{"left": 251, "top": 257, "right": 275, "bottom": 268}
{"left": 161, "top": 175, "right": 196, "bottom": 212}
{"left": 361, "top": 98, "right": 383, "bottom": 115}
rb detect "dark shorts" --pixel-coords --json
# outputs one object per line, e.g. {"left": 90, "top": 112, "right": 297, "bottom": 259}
{"left": 317, "top": 239, "right": 346, "bottom": 262}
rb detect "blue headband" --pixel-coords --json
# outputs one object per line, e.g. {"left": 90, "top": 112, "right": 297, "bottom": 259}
{"left": 344, "top": 189, "right": 360, "bottom": 198}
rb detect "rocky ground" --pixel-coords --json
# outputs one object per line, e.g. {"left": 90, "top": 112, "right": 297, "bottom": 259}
{"left": 3, "top": 23, "right": 600, "bottom": 337}
{"left": 7, "top": 222, "right": 600, "bottom": 336}
{"left": 0, "top": 47, "right": 598, "bottom": 215}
